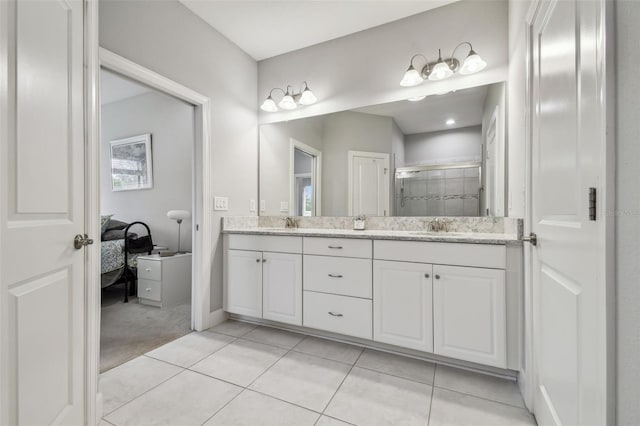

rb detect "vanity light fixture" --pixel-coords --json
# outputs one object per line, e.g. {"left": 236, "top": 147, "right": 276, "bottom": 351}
{"left": 400, "top": 42, "right": 487, "bottom": 87}
{"left": 260, "top": 82, "right": 318, "bottom": 112}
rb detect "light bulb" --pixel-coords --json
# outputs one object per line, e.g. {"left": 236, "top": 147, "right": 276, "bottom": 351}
{"left": 446, "top": 118, "right": 456, "bottom": 125}
{"left": 400, "top": 65, "right": 424, "bottom": 87}
{"left": 428, "top": 49, "right": 453, "bottom": 81}
{"left": 260, "top": 96, "right": 278, "bottom": 112}
{"left": 278, "top": 93, "right": 297, "bottom": 110}
{"left": 459, "top": 50, "right": 487, "bottom": 75}
{"left": 298, "top": 87, "right": 317, "bottom": 105}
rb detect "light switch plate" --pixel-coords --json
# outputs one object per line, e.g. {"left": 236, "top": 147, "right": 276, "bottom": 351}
{"left": 280, "top": 201, "right": 289, "bottom": 212}
{"left": 249, "top": 199, "right": 256, "bottom": 212}
{"left": 214, "top": 196, "right": 229, "bottom": 211}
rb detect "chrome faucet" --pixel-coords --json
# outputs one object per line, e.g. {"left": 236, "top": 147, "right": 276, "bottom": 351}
{"left": 284, "top": 217, "right": 298, "bottom": 229}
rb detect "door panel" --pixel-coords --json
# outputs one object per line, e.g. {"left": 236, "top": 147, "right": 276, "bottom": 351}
{"left": 1, "top": 0, "right": 86, "bottom": 425}
{"left": 531, "top": 0, "right": 606, "bottom": 424}
{"left": 373, "top": 260, "right": 433, "bottom": 352}
{"left": 349, "top": 151, "right": 389, "bottom": 216}
{"left": 225, "top": 250, "right": 263, "bottom": 318}
{"left": 433, "top": 265, "right": 506, "bottom": 368}
{"left": 263, "top": 252, "right": 302, "bottom": 325}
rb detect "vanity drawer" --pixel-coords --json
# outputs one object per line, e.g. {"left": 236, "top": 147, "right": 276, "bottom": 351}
{"left": 374, "top": 240, "right": 506, "bottom": 269}
{"left": 227, "top": 234, "right": 302, "bottom": 254}
{"left": 303, "top": 291, "right": 372, "bottom": 339}
{"left": 304, "top": 237, "right": 372, "bottom": 258}
{"left": 304, "top": 255, "right": 372, "bottom": 298}
{"left": 138, "top": 259, "right": 162, "bottom": 281}
{"left": 138, "top": 279, "right": 162, "bottom": 302}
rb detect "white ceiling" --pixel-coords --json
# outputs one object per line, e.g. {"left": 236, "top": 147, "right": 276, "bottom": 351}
{"left": 354, "top": 85, "right": 490, "bottom": 135}
{"left": 178, "top": 0, "right": 459, "bottom": 61}
{"left": 100, "top": 69, "right": 152, "bottom": 105}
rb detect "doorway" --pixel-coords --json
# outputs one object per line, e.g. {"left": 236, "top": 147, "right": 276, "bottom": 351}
{"left": 348, "top": 150, "right": 390, "bottom": 216}
{"left": 290, "top": 139, "right": 322, "bottom": 216}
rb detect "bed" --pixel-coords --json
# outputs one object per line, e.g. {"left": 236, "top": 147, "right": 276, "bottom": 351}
{"left": 100, "top": 217, "right": 154, "bottom": 302}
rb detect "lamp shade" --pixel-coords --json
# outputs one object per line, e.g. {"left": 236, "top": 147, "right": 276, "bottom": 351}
{"left": 459, "top": 50, "right": 487, "bottom": 75}
{"left": 260, "top": 96, "right": 278, "bottom": 112}
{"left": 429, "top": 60, "right": 453, "bottom": 81}
{"left": 167, "top": 210, "right": 190, "bottom": 221}
{"left": 400, "top": 65, "right": 423, "bottom": 87}
{"left": 298, "top": 88, "right": 317, "bottom": 105}
{"left": 278, "top": 94, "right": 297, "bottom": 110}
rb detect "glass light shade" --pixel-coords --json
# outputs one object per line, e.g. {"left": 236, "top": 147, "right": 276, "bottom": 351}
{"left": 459, "top": 51, "right": 487, "bottom": 75}
{"left": 400, "top": 66, "right": 423, "bottom": 87}
{"left": 407, "top": 95, "right": 426, "bottom": 102}
{"left": 428, "top": 60, "right": 454, "bottom": 81}
{"left": 278, "top": 94, "right": 297, "bottom": 110}
{"left": 260, "top": 96, "right": 278, "bottom": 112}
{"left": 167, "top": 210, "right": 190, "bottom": 221}
{"left": 298, "top": 88, "right": 317, "bottom": 105}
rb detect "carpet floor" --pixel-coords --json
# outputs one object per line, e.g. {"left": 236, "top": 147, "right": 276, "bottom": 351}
{"left": 100, "top": 286, "right": 191, "bottom": 372}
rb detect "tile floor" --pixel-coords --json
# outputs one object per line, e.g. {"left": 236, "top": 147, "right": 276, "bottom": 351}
{"left": 100, "top": 320, "right": 537, "bottom": 426}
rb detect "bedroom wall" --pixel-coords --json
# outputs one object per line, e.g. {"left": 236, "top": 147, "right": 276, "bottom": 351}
{"left": 101, "top": 91, "right": 194, "bottom": 252}
{"left": 100, "top": 0, "right": 258, "bottom": 316}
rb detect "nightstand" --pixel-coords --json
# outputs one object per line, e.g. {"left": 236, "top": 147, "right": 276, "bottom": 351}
{"left": 137, "top": 253, "right": 192, "bottom": 308}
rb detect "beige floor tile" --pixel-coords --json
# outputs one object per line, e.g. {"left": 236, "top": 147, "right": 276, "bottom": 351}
{"left": 190, "top": 339, "right": 287, "bottom": 386}
{"left": 209, "top": 320, "right": 257, "bottom": 337}
{"left": 145, "top": 331, "right": 235, "bottom": 367}
{"left": 293, "top": 336, "right": 363, "bottom": 365}
{"left": 105, "top": 370, "right": 241, "bottom": 426}
{"left": 325, "top": 367, "right": 432, "bottom": 426}
{"left": 249, "top": 351, "right": 351, "bottom": 412}
{"left": 242, "top": 326, "right": 305, "bottom": 349}
{"left": 204, "top": 390, "right": 319, "bottom": 425}
{"left": 355, "top": 349, "right": 435, "bottom": 384}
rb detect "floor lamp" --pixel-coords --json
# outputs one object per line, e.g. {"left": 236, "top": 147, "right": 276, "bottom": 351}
{"left": 167, "top": 210, "right": 190, "bottom": 253}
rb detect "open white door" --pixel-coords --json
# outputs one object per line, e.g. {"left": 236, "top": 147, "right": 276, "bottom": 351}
{"left": 0, "top": 0, "right": 87, "bottom": 424}
{"left": 529, "top": 0, "right": 611, "bottom": 425}
{"left": 348, "top": 151, "right": 390, "bottom": 216}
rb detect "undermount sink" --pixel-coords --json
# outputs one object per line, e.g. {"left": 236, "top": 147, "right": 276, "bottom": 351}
{"left": 407, "top": 231, "right": 468, "bottom": 236}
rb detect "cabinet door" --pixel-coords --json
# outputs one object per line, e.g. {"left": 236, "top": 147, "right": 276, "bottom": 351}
{"left": 225, "top": 250, "right": 263, "bottom": 318}
{"left": 433, "top": 265, "right": 506, "bottom": 368}
{"left": 263, "top": 252, "right": 303, "bottom": 325}
{"left": 373, "top": 260, "right": 433, "bottom": 352}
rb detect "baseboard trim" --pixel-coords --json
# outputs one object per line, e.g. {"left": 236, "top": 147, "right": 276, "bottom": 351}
{"left": 206, "top": 308, "right": 228, "bottom": 330}
{"left": 95, "top": 391, "right": 103, "bottom": 424}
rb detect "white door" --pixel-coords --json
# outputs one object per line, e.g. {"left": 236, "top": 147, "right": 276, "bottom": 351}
{"left": 225, "top": 250, "right": 263, "bottom": 318}
{"left": 433, "top": 265, "right": 506, "bottom": 368}
{"left": 263, "top": 252, "right": 302, "bottom": 325}
{"left": 373, "top": 260, "right": 433, "bottom": 352}
{"left": 348, "top": 151, "right": 390, "bottom": 216}
{"left": 530, "top": 1, "right": 609, "bottom": 424}
{"left": 0, "top": 0, "right": 86, "bottom": 425}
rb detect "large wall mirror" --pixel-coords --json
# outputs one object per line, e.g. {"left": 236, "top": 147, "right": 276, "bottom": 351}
{"left": 259, "top": 82, "right": 506, "bottom": 217}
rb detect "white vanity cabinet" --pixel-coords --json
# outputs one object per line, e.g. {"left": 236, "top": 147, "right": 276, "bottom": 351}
{"left": 432, "top": 265, "right": 506, "bottom": 368}
{"left": 224, "top": 235, "right": 303, "bottom": 326}
{"left": 373, "top": 260, "right": 433, "bottom": 352}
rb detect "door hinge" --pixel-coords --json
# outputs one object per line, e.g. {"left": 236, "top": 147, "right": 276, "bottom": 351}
{"left": 588, "top": 187, "right": 596, "bottom": 221}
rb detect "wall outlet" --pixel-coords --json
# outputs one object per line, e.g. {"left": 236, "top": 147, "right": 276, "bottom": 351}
{"left": 249, "top": 199, "right": 256, "bottom": 212}
{"left": 280, "top": 201, "right": 289, "bottom": 212}
{"left": 260, "top": 200, "right": 266, "bottom": 212}
{"left": 214, "top": 196, "right": 229, "bottom": 211}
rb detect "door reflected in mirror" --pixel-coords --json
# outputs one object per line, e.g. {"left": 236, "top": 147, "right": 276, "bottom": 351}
{"left": 260, "top": 82, "right": 507, "bottom": 218}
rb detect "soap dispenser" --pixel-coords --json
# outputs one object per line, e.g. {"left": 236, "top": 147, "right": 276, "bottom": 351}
{"left": 353, "top": 215, "right": 366, "bottom": 231}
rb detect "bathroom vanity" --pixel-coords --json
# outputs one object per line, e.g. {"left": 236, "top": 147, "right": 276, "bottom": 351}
{"left": 222, "top": 218, "right": 523, "bottom": 372}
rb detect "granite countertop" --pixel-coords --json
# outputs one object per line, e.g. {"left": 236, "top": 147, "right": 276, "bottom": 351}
{"left": 222, "top": 227, "right": 521, "bottom": 245}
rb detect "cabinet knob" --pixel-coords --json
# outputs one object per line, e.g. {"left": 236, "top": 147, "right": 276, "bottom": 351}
{"left": 256, "top": 259, "right": 260, "bottom": 263}
{"left": 145, "top": 288, "right": 151, "bottom": 292}
{"left": 425, "top": 273, "right": 430, "bottom": 278}
{"left": 145, "top": 268, "right": 151, "bottom": 272}
{"left": 262, "top": 259, "right": 267, "bottom": 263}
{"left": 435, "top": 274, "right": 441, "bottom": 279}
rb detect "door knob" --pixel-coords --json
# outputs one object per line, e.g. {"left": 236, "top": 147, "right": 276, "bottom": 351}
{"left": 522, "top": 232, "right": 538, "bottom": 246}
{"left": 74, "top": 234, "right": 94, "bottom": 249}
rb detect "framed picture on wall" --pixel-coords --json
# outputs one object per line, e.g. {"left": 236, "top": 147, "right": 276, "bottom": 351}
{"left": 110, "top": 134, "right": 153, "bottom": 191}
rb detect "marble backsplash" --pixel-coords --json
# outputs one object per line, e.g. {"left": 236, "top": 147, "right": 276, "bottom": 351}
{"left": 222, "top": 216, "right": 523, "bottom": 236}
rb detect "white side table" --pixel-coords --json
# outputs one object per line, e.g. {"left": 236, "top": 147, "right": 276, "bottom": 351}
{"left": 137, "top": 253, "right": 192, "bottom": 308}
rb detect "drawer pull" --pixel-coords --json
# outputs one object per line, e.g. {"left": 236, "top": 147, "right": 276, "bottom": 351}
{"left": 262, "top": 259, "right": 267, "bottom": 263}
{"left": 328, "top": 246, "right": 343, "bottom": 249}
{"left": 328, "top": 274, "right": 343, "bottom": 278}
{"left": 425, "top": 273, "right": 430, "bottom": 278}
{"left": 328, "top": 311, "right": 343, "bottom": 317}
{"left": 435, "top": 274, "right": 441, "bottom": 279}
{"left": 256, "top": 259, "right": 260, "bottom": 263}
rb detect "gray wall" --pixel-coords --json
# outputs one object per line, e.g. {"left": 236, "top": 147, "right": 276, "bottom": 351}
{"left": 616, "top": 2, "right": 640, "bottom": 424}
{"left": 322, "top": 111, "right": 393, "bottom": 216}
{"left": 100, "top": 0, "right": 258, "bottom": 314}
{"left": 101, "top": 92, "right": 193, "bottom": 252}
{"left": 403, "top": 126, "right": 482, "bottom": 166}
